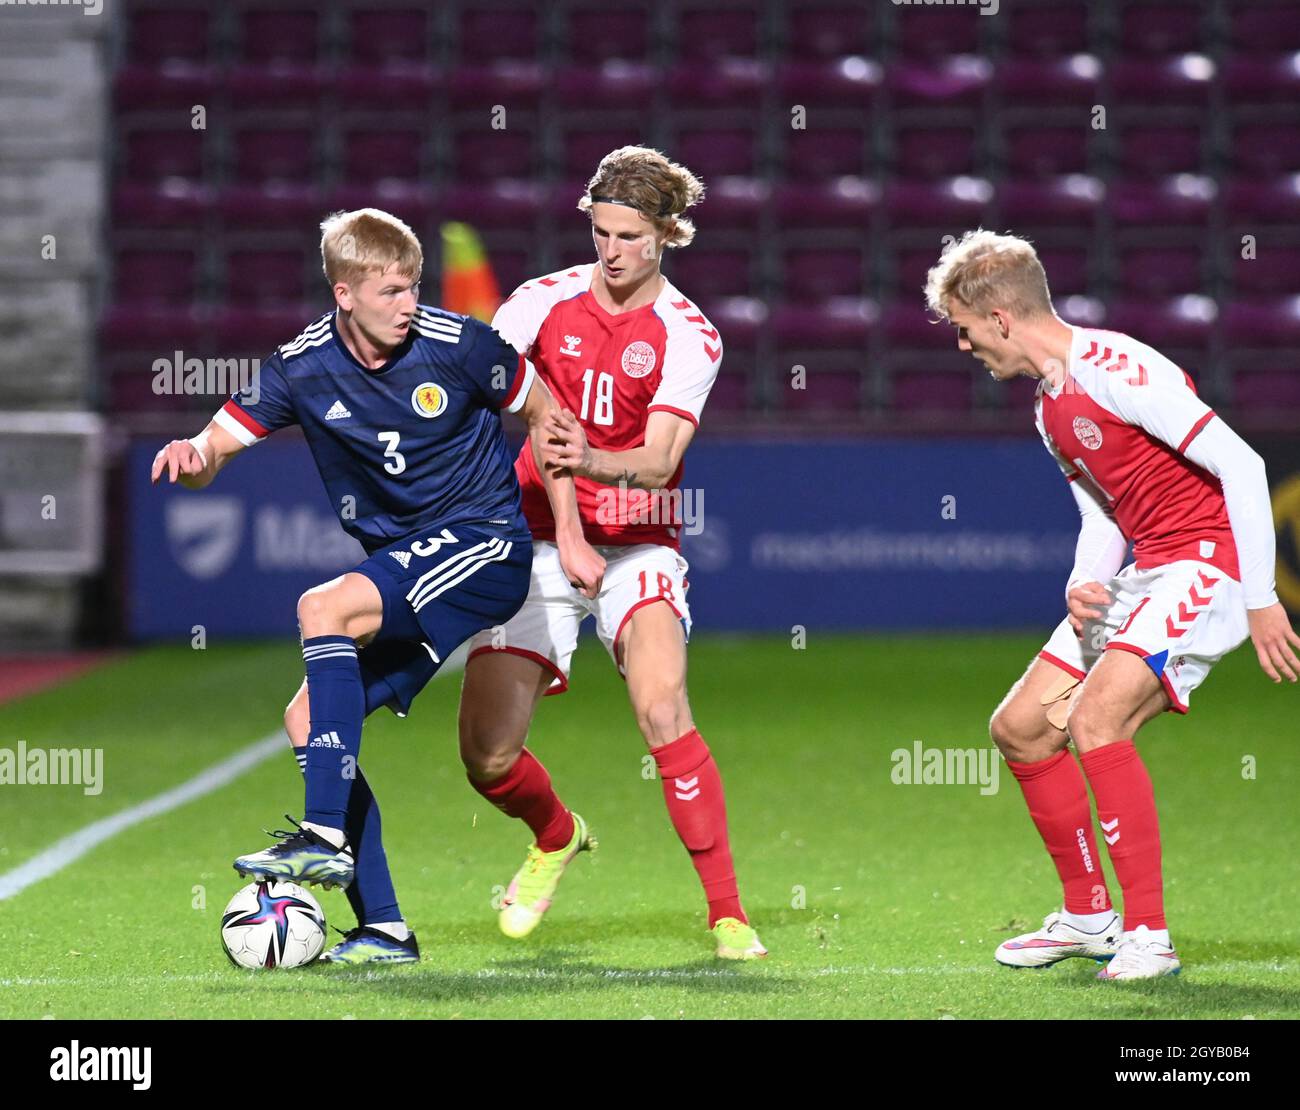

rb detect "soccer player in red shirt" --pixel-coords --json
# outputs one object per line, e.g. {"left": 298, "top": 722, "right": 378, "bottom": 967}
{"left": 927, "top": 230, "right": 1300, "bottom": 980}
{"left": 459, "top": 146, "right": 765, "bottom": 959}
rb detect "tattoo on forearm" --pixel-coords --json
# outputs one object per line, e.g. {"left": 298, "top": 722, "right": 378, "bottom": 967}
{"left": 618, "top": 469, "right": 638, "bottom": 487}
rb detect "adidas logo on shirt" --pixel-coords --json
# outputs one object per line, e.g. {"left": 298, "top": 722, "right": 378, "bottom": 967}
{"left": 308, "top": 730, "right": 345, "bottom": 749}
{"left": 389, "top": 550, "right": 411, "bottom": 569}
{"left": 324, "top": 400, "right": 352, "bottom": 421}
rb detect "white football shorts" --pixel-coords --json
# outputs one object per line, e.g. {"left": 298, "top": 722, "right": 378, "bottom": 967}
{"left": 1040, "top": 560, "right": 1250, "bottom": 713}
{"left": 466, "top": 541, "right": 692, "bottom": 694}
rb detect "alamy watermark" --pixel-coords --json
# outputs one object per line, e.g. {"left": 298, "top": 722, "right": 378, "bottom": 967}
{"left": 152, "top": 352, "right": 260, "bottom": 403}
{"left": 0, "top": 742, "right": 103, "bottom": 795}
{"left": 595, "top": 482, "right": 704, "bottom": 536}
{"left": 891, "top": 741, "right": 1000, "bottom": 795}
{"left": 1, "top": 0, "right": 103, "bottom": 15}
{"left": 892, "top": 0, "right": 999, "bottom": 15}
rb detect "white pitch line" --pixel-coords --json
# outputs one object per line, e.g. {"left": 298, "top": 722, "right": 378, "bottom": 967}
{"left": 0, "top": 732, "right": 283, "bottom": 902}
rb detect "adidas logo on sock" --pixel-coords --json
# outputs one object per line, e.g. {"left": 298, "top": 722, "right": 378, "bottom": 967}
{"left": 389, "top": 550, "right": 411, "bottom": 569}
{"left": 308, "top": 730, "right": 345, "bottom": 749}
{"left": 324, "top": 400, "right": 352, "bottom": 421}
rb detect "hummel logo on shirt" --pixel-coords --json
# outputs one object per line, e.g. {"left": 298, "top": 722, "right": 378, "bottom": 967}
{"left": 389, "top": 550, "right": 412, "bottom": 569}
{"left": 560, "top": 334, "right": 582, "bottom": 357}
{"left": 309, "top": 730, "right": 345, "bottom": 749}
{"left": 324, "top": 400, "right": 352, "bottom": 421}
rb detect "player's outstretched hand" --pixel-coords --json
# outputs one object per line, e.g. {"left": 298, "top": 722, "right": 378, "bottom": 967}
{"left": 560, "top": 538, "right": 606, "bottom": 600}
{"left": 150, "top": 439, "right": 206, "bottom": 485}
{"left": 1247, "top": 603, "right": 1300, "bottom": 683}
{"left": 1066, "top": 581, "right": 1112, "bottom": 638}
{"left": 542, "top": 409, "right": 592, "bottom": 476}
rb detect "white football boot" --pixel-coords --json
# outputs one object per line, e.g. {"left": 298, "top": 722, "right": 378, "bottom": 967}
{"left": 1095, "top": 924, "right": 1181, "bottom": 980}
{"left": 995, "top": 910, "right": 1123, "bottom": 968}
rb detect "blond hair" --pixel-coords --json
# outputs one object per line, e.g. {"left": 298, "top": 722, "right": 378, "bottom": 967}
{"left": 319, "top": 208, "right": 423, "bottom": 287}
{"left": 577, "top": 145, "right": 705, "bottom": 248}
{"left": 924, "top": 229, "right": 1053, "bottom": 321}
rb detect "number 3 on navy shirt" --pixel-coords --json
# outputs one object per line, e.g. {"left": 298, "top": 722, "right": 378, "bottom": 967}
{"left": 377, "top": 431, "right": 406, "bottom": 475}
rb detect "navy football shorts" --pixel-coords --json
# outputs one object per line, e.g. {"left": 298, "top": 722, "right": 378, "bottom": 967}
{"left": 352, "top": 522, "right": 532, "bottom": 717}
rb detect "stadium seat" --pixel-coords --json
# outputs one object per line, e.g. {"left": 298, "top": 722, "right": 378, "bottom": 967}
{"left": 213, "top": 306, "right": 326, "bottom": 358}
{"left": 328, "top": 182, "right": 436, "bottom": 234}
{"left": 668, "top": 246, "right": 757, "bottom": 300}
{"left": 217, "top": 183, "right": 327, "bottom": 230}
{"left": 883, "top": 177, "right": 993, "bottom": 230}
{"left": 696, "top": 177, "right": 769, "bottom": 227}
{"left": 668, "top": 59, "right": 767, "bottom": 110}
{"left": 781, "top": 245, "right": 867, "bottom": 302}
{"left": 236, "top": 4, "right": 323, "bottom": 65}
{"left": 440, "top": 180, "right": 547, "bottom": 230}
{"left": 334, "top": 66, "right": 440, "bottom": 109}
{"left": 1113, "top": 244, "right": 1205, "bottom": 296}
{"left": 450, "top": 125, "right": 538, "bottom": 182}
{"left": 785, "top": 4, "right": 872, "bottom": 58}
{"left": 1230, "top": 245, "right": 1300, "bottom": 295}
{"left": 1223, "top": 177, "right": 1300, "bottom": 227}
{"left": 563, "top": 3, "right": 654, "bottom": 61}
{"left": 113, "top": 247, "right": 200, "bottom": 305}
{"left": 1116, "top": 124, "right": 1205, "bottom": 178}
{"left": 1230, "top": 123, "right": 1300, "bottom": 175}
{"left": 887, "top": 57, "right": 991, "bottom": 108}
{"left": 1104, "top": 296, "right": 1218, "bottom": 349}
{"left": 785, "top": 126, "right": 870, "bottom": 180}
{"left": 1118, "top": 2, "right": 1209, "bottom": 54}
{"left": 125, "top": 4, "right": 212, "bottom": 64}
{"left": 457, "top": 4, "right": 541, "bottom": 61}
{"left": 676, "top": 3, "right": 761, "bottom": 60}
{"left": 122, "top": 126, "right": 206, "bottom": 182}
{"left": 228, "top": 65, "right": 326, "bottom": 111}
{"left": 1230, "top": 355, "right": 1300, "bottom": 414}
{"left": 221, "top": 248, "right": 309, "bottom": 306}
{"left": 113, "top": 181, "right": 212, "bottom": 230}
{"left": 892, "top": 125, "right": 978, "bottom": 179}
{"left": 1109, "top": 177, "right": 1216, "bottom": 227}
{"left": 339, "top": 123, "right": 426, "bottom": 184}
{"left": 775, "top": 178, "right": 879, "bottom": 229}
{"left": 891, "top": 365, "right": 977, "bottom": 414}
{"left": 558, "top": 125, "right": 649, "bottom": 182}
{"left": 233, "top": 125, "right": 318, "bottom": 183}
{"left": 1005, "top": 1, "right": 1091, "bottom": 55}
{"left": 345, "top": 5, "right": 431, "bottom": 65}
{"left": 555, "top": 63, "right": 659, "bottom": 109}
{"left": 1228, "top": 0, "right": 1300, "bottom": 51}
{"left": 1111, "top": 56, "right": 1215, "bottom": 106}
{"left": 773, "top": 300, "right": 875, "bottom": 416}
{"left": 1222, "top": 54, "right": 1300, "bottom": 107}
{"left": 892, "top": 6, "right": 984, "bottom": 57}
{"left": 1224, "top": 297, "right": 1300, "bottom": 348}
{"left": 777, "top": 58, "right": 881, "bottom": 110}
{"left": 993, "top": 57, "right": 1101, "bottom": 107}
{"left": 114, "top": 64, "right": 215, "bottom": 112}
{"left": 1002, "top": 125, "right": 1092, "bottom": 178}
{"left": 675, "top": 126, "right": 760, "bottom": 177}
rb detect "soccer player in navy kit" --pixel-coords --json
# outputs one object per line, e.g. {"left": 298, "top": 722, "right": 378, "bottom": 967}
{"left": 151, "top": 208, "right": 604, "bottom": 963}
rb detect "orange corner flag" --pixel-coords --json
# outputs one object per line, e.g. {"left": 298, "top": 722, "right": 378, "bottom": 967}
{"left": 441, "top": 221, "right": 501, "bottom": 322}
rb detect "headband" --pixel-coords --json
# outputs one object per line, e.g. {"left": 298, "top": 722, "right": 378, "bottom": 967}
{"left": 590, "top": 193, "right": 674, "bottom": 218}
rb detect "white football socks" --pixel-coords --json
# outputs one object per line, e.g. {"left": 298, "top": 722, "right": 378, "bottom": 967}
{"left": 1062, "top": 908, "right": 1119, "bottom": 933}
{"left": 301, "top": 821, "right": 347, "bottom": 851}
{"left": 368, "top": 921, "right": 411, "bottom": 942}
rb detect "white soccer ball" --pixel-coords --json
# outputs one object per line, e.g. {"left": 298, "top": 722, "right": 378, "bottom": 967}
{"left": 220, "top": 880, "right": 326, "bottom": 969}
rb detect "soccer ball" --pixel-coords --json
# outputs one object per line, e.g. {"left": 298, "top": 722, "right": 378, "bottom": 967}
{"left": 220, "top": 880, "right": 326, "bottom": 969}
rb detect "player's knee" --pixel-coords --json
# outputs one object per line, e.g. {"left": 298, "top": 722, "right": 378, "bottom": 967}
{"left": 458, "top": 720, "right": 525, "bottom": 781}
{"left": 1064, "top": 696, "right": 1108, "bottom": 753}
{"left": 635, "top": 694, "right": 689, "bottom": 748}
{"left": 989, "top": 706, "right": 1049, "bottom": 763}
{"left": 296, "top": 589, "right": 331, "bottom": 631}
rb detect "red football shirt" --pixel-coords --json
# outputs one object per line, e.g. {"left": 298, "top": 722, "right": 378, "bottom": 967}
{"left": 1036, "top": 326, "right": 1239, "bottom": 580}
{"left": 491, "top": 263, "right": 722, "bottom": 548}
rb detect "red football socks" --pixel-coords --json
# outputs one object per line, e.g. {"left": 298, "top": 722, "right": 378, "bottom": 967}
{"left": 1079, "top": 740, "right": 1167, "bottom": 931}
{"left": 1008, "top": 749, "right": 1113, "bottom": 916}
{"left": 469, "top": 748, "right": 575, "bottom": 853}
{"left": 653, "top": 729, "right": 746, "bottom": 928}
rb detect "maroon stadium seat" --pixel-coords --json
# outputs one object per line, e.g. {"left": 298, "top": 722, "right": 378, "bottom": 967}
{"left": 775, "top": 178, "right": 878, "bottom": 229}
{"left": 113, "top": 181, "right": 212, "bottom": 230}
{"left": 126, "top": 4, "right": 212, "bottom": 64}
{"left": 1005, "top": 1, "right": 1091, "bottom": 55}
{"left": 114, "top": 64, "right": 215, "bottom": 111}
{"left": 564, "top": 3, "right": 654, "bottom": 61}
{"left": 786, "top": 5, "right": 872, "bottom": 58}
{"left": 451, "top": 126, "right": 538, "bottom": 182}
{"left": 217, "top": 183, "right": 327, "bottom": 230}
{"left": 1003, "top": 125, "right": 1092, "bottom": 178}
{"left": 785, "top": 127, "right": 870, "bottom": 180}
{"left": 228, "top": 66, "right": 326, "bottom": 111}
{"left": 113, "top": 247, "right": 199, "bottom": 305}
{"left": 1116, "top": 124, "right": 1205, "bottom": 178}
{"left": 1230, "top": 123, "right": 1300, "bottom": 175}
{"left": 555, "top": 63, "right": 659, "bottom": 109}
{"left": 236, "top": 4, "right": 322, "bottom": 65}
{"left": 777, "top": 59, "right": 881, "bottom": 109}
{"left": 340, "top": 123, "right": 425, "bottom": 184}
{"left": 676, "top": 4, "right": 761, "bottom": 60}
{"left": 782, "top": 245, "right": 867, "bottom": 302}
{"left": 887, "top": 57, "right": 991, "bottom": 107}
{"left": 1111, "top": 56, "right": 1215, "bottom": 105}
{"left": 233, "top": 125, "right": 318, "bottom": 183}
{"left": 1223, "top": 55, "right": 1300, "bottom": 107}
{"left": 1113, "top": 245, "right": 1205, "bottom": 296}
{"left": 1104, "top": 296, "right": 1218, "bottom": 349}
{"left": 994, "top": 57, "right": 1101, "bottom": 107}
{"left": 892, "top": 125, "right": 978, "bottom": 179}
{"left": 221, "top": 248, "right": 308, "bottom": 305}
{"left": 1224, "top": 297, "right": 1300, "bottom": 347}
{"left": 891, "top": 367, "right": 976, "bottom": 414}
{"left": 558, "top": 125, "right": 648, "bottom": 182}
{"left": 675, "top": 126, "right": 759, "bottom": 177}
{"left": 346, "top": 5, "right": 431, "bottom": 65}
{"left": 1109, "top": 177, "right": 1215, "bottom": 226}
{"left": 893, "top": 6, "right": 984, "bottom": 57}
{"left": 123, "top": 126, "right": 206, "bottom": 182}
{"left": 1119, "top": 2, "right": 1209, "bottom": 54}
{"left": 440, "top": 180, "right": 547, "bottom": 230}
{"left": 663, "top": 246, "right": 756, "bottom": 301}
{"left": 1228, "top": 0, "right": 1300, "bottom": 51}
{"left": 1231, "top": 246, "right": 1300, "bottom": 295}
{"left": 458, "top": 5, "right": 540, "bottom": 61}
{"left": 1231, "top": 354, "right": 1300, "bottom": 414}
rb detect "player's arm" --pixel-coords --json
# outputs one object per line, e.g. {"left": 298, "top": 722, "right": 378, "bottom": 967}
{"left": 149, "top": 418, "right": 246, "bottom": 490}
{"left": 517, "top": 376, "right": 605, "bottom": 598}
{"left": 1106, "top": 368, "right": 1299, "bottom": 681}
{"left": 1064, "top": 474, "right": 1129, "bottom": 637}
{"left": 542, "top": 409, "right": 695, "bottom": 491}
{"left": 1181, "top": 419, "right": 1300, "bottom": 682}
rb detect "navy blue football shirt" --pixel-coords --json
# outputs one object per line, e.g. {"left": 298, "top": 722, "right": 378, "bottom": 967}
{"left": 216, "top": 306, "right": 536, "bottom": 553}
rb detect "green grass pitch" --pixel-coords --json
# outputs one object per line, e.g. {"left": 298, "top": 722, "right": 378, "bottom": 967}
{"left": 0, "top": 634, "right": 1296, "bottom": 1019}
